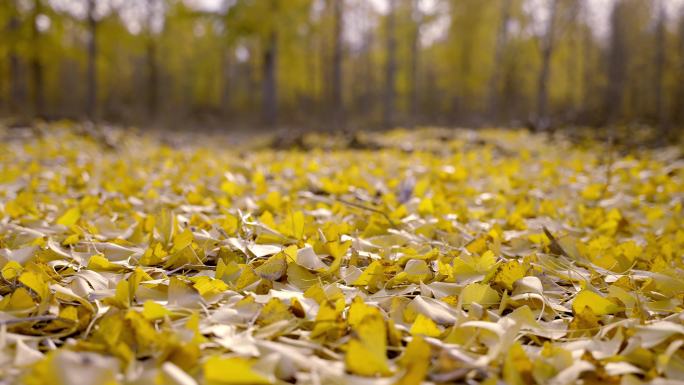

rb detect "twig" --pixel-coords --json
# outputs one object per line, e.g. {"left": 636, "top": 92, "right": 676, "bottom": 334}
{"left": 299, "top": 192, "right": 398, "bottom": 227}
{"left": 0, "top": 315, "right": 59, "bottom": 325}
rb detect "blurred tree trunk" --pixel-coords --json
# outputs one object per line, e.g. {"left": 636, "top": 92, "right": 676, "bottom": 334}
{"left": 221, "top": 47, "right": 232, "bottom": 117}
{"left": 146, "top": 39, "right": 158, "bottom": 120}
{"left": 535, "top": 0, "right": 558, "bottom": 131}
{"left": 487, "top": 0, "right": 511, "bottom": 124}
{"left": 262, "top": 30, "right": 278, "bottom": 126}
{"left": 360, "top": 30, "right": 375, "bottom": 122}
{"left": 409, "top": 0, "right": 421, "bottom": 128}
{"left": 565, "top": 0, "right": 581, "bottom": 121}
{"left": 678, "top": 10, "right": 684, "bottom": 128}
{"left": 383, "top": 0, "right": 397, "bottom": 129}
{"left": 605, "top": 1, "right": 627, "bottom": 124}
{"left": 86, "top": 0, "right": 98, "bottom": 121}
{"left": 145, "top": 0, "right": 159, "bottom": 120}
{"left": 8, "top": 0, "right": 23, "bottom": 115}
{"left": 580, "top": 3, "right": 593, "bottom": 121}
{"left": 31, "top": 0, "right": 45, "bottom": 118}
{"left": 654, "top": 0, "right": 666, "bottom": 137}
{"left": 331, "top": 0, "right": 344, "bottom": 129}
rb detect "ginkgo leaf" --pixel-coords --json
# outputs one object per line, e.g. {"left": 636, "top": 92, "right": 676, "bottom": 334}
{"left": 460, "top": 282, "right": 500, "bottom": 308}
{"left": 345, "top": 312, "right": 391, "bottom": 376}
{"left": 254, "top": 254, "right": 287, "bottom": 281}
{"left": 18, "top": 270, "right": 49, "bottom": 300}
{"left": 1, "top": 261, "right": 23, "bottom": 281}
{"left": 0, "top": 287, "right": 36, "bottom": 310}
{"left": 352, "top": 260, "right": 384, "bottom": 288}
{"left": 204, "top": 356, "right": 271, "bottom": 385}
{"left": 503, "top": 342, "right": 533, "bottom": 385}
{"left": 87, "top": 255, "right": 127, "bottom": 272}
{"left": 171, "top": 228, "right": 194, "bottom": 253}
{"left": 257, "top": 298, "right": 292, "bottom": 326}
{"left": 142, "top": 300, "right": 172, "bottom": 321}
{"left": 572, "top": 290, "right": 621, "bottom": 315}
{"left": 410, "top": 314, "right": 443, "bottom": 337}
{"left": 492, "top": 260, "right": 527, "bottom": 291}
{"left": 281, "top": 211, "right": 305, "bottom": 240}
{"left": 56, "top": 207, "right": 81, "bottom": 226}
{"left": 395, "top": 335, "right": 431, "bottom": 385}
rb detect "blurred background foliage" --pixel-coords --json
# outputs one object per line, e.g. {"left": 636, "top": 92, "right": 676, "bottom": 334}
{"left": 0, "top": 0, "right": 683, "bottom": 134}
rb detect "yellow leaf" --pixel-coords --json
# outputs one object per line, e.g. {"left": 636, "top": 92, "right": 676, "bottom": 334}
{"left": 220, "top": 180, "right": 240, "bottom": 195}
{"left": 345, "top": 312, "right": 391, "bottom": 376}
{"left": 572, "top": 289, "right": 621, "bottom": 315}
{"left": 257, "top": 298, "right": 292, "bottom": 326}
{"left": 103, "top": 279, "right": 130, "bottom": 308}
{"left": 465, "top": 236, "right": 488, "bottom": 254}
{"left": 1, "top": 261, "right": 23, "bottom": 281}
{"left": 352, "top": 260, "right": 384, "bottom": 288}
{"left": 222, "top": 214, "right": 239, "bottom": 235}
{"left": 204, "top": 356, "right": 271, "bottom": 385}
{"left": 323, "top": 240, "right": 351, "bottom": 274}
{"left": 282, "top": 210, "right": 305, "bottom": 240}
{"left": 171, "top": 228, "right": 194, "bottom": 253}
{"left": 18, "top": 270, "right": 49, "bottom": 300}
{"left": 395, "top": 335, "right": 431, "bottom": 385}
{"left": 0, "top": 287, "right": 36, "bottom": 311}
{"left": 460, "top": 282, "right": 500, "bottom": 308}
{"left": 347, "top": 296, "right": 379, "bottom": 328}
{"left": 492, "top": 260, "right": 527, "bottom": 291}
{"left": 311, "top": 298, "right": 345, "bottom": 340}
{"left": 234, "top": 266, "right": 260, "bottom": 291}
{"left": 87, "top": 254, "right": 126, "bottom": 272}
{"left": 142, "top": 301, "right": 172, "bottom": 321}
{"left": 62, "top": 233, "right": 80, "bottom": 245}
{"left": 56, "top": 207, "right": 80, "bottom": 226}
{"left": 581, "top": 184, "right": 604, "bottom": 200}
{"left": 254, "top": 253, "right": 287, "bottom": 281}
{"left": 287, "top": 263, "right": 317, "bottom": 289}
{"left": 503, "top": 342, "right": 533, "bottom": 385}
{"left": 417, "top": 198, "right": 435, "bottom": 215}
{"left": 155, "top": 209, "right": 175, "bottom": 245}
{"left": 191, "top": 276, "right": 229, "bottom": 298}
{"left": 410, "top": 314, "right": 443, "bottom": 337}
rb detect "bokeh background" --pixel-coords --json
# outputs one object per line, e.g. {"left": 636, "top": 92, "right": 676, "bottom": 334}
{"left": 1, "top": 0, "right": 683, "bottom": 133}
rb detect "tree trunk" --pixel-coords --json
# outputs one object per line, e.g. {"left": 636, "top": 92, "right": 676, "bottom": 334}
{"left": 146, "top": 39, "right": 158, "bottom": 120}
{"left": 535, "top": 0, "right": 558, "bottom": 131}
{"left": 409, "top": 0, "right": 421, "bottom": 128}
{"left": 677, "top": 10, "right": 684, "bottom": 128}
{"left": 86, "top": 0, "right": 98, "bottom": 121}
{"left": 221, "top": 47, "right": 232, "bottom": 117}
{"left": 145, "top": 0, "right": 159, "bottom": 120}
{"left": 8, "top": 1, "right": 23, "bottom": 115}
{"left": 361, "top": 30, "right": 375, "bottom": 121}
{"left": 383, "top": 0, "right": 397, "bottom": 129}
{"left": 580, "top": 2, "right": 593, "bottom": 121}
{"left": 654, "top": 0, "right": 666, "bottom": 137}
{"left": 262, "top": 30, "right": 278, "bottom": 126}
{"left": 31, "top": 0, "right": 45, "bottom": 118}
{"left": 565, "top": 0, "right": 581, "bottom": 121}
{"left": 605, "top": 1, "right": 627, "bottom": 124}
{"left": 487, "top": 0, "right": 512, "bottom": 124}
{"left": 331, "top": 0, "right": 344, "bottom": 129}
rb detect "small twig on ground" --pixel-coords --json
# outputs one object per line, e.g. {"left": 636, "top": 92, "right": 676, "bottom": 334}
{"left": 0, "top": 315, "right": 60, "bottom": 325}
{"left": 299, "top": 192, "right": 398, "bottom": 227}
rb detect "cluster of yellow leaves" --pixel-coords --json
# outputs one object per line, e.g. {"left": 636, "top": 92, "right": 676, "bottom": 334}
{"left": 0, "top": 124, "right": 683, "bottom": 384}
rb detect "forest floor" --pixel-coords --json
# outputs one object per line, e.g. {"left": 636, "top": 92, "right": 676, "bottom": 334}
{"left": 1, "top": 122, "right": 683, "bottom": 385}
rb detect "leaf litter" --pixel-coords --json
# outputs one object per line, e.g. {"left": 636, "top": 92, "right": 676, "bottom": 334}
{"left": 0, "top": 124, "right": 683, "bottom": 384}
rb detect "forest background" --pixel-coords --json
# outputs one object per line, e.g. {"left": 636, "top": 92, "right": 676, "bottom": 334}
{"left": 1, "top": 0, "right": 683, "bottom": 135}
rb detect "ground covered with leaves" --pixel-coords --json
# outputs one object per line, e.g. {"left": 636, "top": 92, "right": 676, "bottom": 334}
{"left": 1, "top": 123, "right": 683, "bottom": 385}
